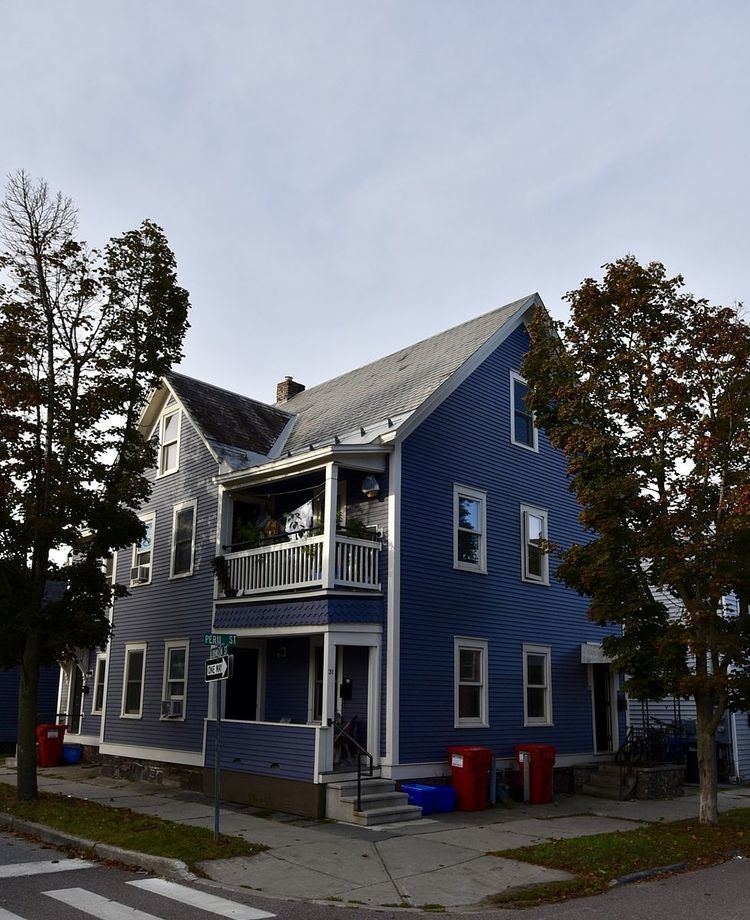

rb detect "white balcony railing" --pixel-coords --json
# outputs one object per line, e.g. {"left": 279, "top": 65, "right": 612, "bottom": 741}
{"left": 220, "top": 534, "right": 381, "bottom": 598}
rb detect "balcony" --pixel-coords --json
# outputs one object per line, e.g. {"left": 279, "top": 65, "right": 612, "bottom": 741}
{"left": 217, "top": 532, "right": 381, "bottom": 598}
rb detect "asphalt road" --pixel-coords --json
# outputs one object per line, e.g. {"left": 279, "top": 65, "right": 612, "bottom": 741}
{"left": 0, "top": 828, "right": 749, "bottom": 919}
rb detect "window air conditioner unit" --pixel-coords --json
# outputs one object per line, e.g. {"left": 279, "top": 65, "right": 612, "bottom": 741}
{"left": 161, "top": 699, "right": 183, "bottom": 719}
{"left": 131, "top": 565, "right": 150, "bottom": 583}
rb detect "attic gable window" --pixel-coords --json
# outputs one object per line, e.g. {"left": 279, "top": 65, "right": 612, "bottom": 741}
{"left": 510, "top": 372, "right": 538, "bottom": 451}
{"left": 159, "top": 409, "right": 180, "bottom": 475}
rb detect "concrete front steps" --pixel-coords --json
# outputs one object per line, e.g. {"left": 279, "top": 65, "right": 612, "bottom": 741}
{"left": 576, "top": 763, "right": 637, "bottom": 800}
{"left": 326, "top": 777, "right": 423, "bottom": 825}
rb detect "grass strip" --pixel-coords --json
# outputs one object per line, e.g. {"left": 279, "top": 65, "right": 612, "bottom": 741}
{"left": 0, "top": 784, "right": 265, "bottom": 870}
{"left": 488, "top": 807, "right": 750, "bottom": 907}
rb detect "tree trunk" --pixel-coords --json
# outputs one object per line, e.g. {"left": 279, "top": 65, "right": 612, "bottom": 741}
{"left": 17, "top": 627, "right": 41, "bottom": 801}
{"left": 695, "top": 692, "right": 719, "bottom": 826}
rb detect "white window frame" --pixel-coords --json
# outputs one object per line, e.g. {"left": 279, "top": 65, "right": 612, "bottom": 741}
{"left": 454, "top": 637, "right": 489, "bottom": 728}
{"left": 510, "top": 371, "right": 538, "bottom": 452}
{"left": 170, "top": 499, "right": 197, "bottom": 578}
{"left": 158, "top": 408, "right": 181, "bottom": 477}
{"left": 161, "top": 639, "right": 189, "bottom": 721}
{"left": 520, "top": 504, "right": 549, "bottom": 584}
{"left": 131, "top": 513, "right": 155, "bottom": 586}
{"left": 91, "top": 654, "right": 107, "bottom": 715}
{"left": 121, "top": 643, "right": 147, "bottom": 719}
{"left": 453, "top": 484, "right": 487, "bottom": 574}
{"left": 523, "top": 643, "right": 553, "bottom": 726}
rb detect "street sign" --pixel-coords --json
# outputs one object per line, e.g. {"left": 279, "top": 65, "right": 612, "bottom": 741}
{"left": 205, "top": 655, "right": 231, "bottom": 682}
{"left": 203, "top": 633, "right": 237, "bottom": 647}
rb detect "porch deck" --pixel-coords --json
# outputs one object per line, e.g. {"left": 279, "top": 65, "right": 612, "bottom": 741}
{"left": 219, "top": 533, "right": 381, "bottom": 598}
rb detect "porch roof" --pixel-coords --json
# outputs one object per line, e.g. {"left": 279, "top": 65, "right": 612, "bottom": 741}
{"left": 214, "top": 597, "right": 384, "bottom": 629}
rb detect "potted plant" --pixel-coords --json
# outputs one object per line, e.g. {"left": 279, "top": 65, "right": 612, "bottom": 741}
{"left": 212, "top": 555, "right": 237, "bottom": 597}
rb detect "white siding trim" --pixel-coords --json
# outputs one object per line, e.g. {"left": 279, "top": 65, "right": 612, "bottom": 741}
{"left": 385, "top": 442, "right": 401, "bottom": 767}
{"left": 99, "top": 742, "right": 204, "bottom": 766}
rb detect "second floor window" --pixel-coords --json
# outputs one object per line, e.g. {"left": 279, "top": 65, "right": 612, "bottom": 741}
{"left": 171, "top": 500, "right": 196, "bottom": 577}
{"left": 454, "top": 485, "right": 487, "bottom": 573}
{"left": 131, "top": 514, "right": 154, "bottom": 585}
{"left": 511, "top": 372, "right": 537, "bottom": 451}
{"left": 521, "top": 505, "right": 548, "bottom": 584}
{"left": 159, "top": 409, "right": 180, "bottom": 475}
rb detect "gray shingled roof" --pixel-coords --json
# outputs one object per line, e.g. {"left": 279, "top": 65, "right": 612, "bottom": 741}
{"left": 277, "top": 296, "right": 532, "bottom": 452}
{"left": 167, "top": 371, "right": 291, "bottom": 459}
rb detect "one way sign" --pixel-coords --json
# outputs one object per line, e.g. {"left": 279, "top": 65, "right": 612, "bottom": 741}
{"left": 205, "top": 655, "right": 232, "bottom": 682}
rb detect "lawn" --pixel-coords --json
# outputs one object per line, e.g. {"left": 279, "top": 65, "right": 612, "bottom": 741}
{"left": 0, "top": 784, "right": 265, "bottom": 871}
{"left": 488, "top": 807, "right": 750, "bottom": 907}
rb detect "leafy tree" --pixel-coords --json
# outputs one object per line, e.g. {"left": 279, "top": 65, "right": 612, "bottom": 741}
{"left": 523, "top": 256, "right": 750, "bottom": 826}
{"left": 0, "top": 171, "right": 189, "bottom": 800}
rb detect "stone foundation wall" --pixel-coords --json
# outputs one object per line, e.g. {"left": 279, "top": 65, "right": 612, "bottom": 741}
{"left": 100, "top": 754, "right": 204, "bottom": 791}
{"left": 635, "top": 764, "right": 685, "bottom": 799}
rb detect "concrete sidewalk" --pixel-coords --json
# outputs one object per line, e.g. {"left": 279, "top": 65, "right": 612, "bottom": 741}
{"left": 2, "top": 763, "right": 749, "bottom": 910}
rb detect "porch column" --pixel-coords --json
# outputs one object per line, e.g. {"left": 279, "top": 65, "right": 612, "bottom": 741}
{"left": 321, "top": 462, "right": 338, "bottom": 590}
{"left": 321, "top": 632, "right": 337, "bottom": 726}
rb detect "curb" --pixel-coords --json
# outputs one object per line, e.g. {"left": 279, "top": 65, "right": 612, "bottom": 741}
{"left": 611, "top": 862, "right": 688, "bottom": 886}
{"left": 0, "top": 811, "right": 196, "bottom": 881}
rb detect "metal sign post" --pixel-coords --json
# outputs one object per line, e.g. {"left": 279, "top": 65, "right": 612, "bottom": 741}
{"left": 204, "top": 635, "right": 236, "bottom": 843}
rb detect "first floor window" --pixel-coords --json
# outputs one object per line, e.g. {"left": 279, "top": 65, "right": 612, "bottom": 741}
{"left": 91, "top": 656, "right": 107, "bottom": 714}
{"left": 524, "top": 644, "right": 552, "bottom": 725}
{"left": 454, "top": 485, "right": 487, "bottom": 573}
{"left": 171, "top": 500, "right": 196, "bottom": 577}
{"left": 455, "top": 637, "right": 488, "bottom": 727}
{"left": 521, "top": 505, "right": 548, "bottom": 583}
{"left": 162, "top": 641, "right": 188, "bottom": 718}
{"left": 122, "top": 644, "right": 146, "bottom": 718}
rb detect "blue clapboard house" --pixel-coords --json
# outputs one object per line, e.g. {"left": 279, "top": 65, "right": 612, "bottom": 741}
{"left": 59, "top": 295, "right": 622, "bottom": 819}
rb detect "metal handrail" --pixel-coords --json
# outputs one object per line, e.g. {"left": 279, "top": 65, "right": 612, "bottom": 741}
{"left": 330, "top": 719, "right": 373, "bottom": 812}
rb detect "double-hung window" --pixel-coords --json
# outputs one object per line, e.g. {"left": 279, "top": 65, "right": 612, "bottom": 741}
{"left": 131, "top": 514, "right": 155, "bottom": 585}
{"left": 121, "top": 643, "right": 146, "bottom": 718}
{"left": 510, "top": 372, "right": 538, "bottom": 451}
{"left": 162, "top": 641, "right": 188, "bottom": 719}
{"left": 91, "top": 656, "right": 107, "bottom": 715}
{"left": 453, "top": 485, "right": 487, "bottom": 573}
{"left": 524, "top": 644, "right": 552, "bottom": 725}
{"left": 171, "top": 500, "right": 196, "bottom": 577}
{"left": 521, "top": 505, "right": 548, "bottom": 584}
{"left": 454, "top": 637, "right": 489, "bottom": 727}
{"left": 159, "top": 409, "right": 180, "bottom": 475}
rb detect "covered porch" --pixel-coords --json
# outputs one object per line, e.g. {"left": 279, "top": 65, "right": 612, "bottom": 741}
{"left": 205, "top": 626, "right": 382, "bottom": 801}
{"left": 215, "top": 457, "right": 387, "bottom": 599}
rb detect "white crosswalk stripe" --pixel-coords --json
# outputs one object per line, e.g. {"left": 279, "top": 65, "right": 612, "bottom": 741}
{"left": 44, "top": 888, "right": 163, "bottom": 919}
{"left": 0, "top": 858, "right": 94, "bottom": 878}
{"left": 0, "top": 908, "right": 27, "bottom": 920}
{"left": 128, "top": 879, "right": 275, "bottom": 918}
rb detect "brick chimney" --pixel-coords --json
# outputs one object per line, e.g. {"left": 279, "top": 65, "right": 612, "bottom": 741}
{"left": 276, "top": 375, "right": 305, "bottom": 404}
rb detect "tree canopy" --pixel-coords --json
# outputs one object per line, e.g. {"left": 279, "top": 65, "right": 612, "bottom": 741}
{"left": 523, "top": 256, "right": 750, "bottom": 824}
{"left": 0, "top": 170, "right": 190, "bottom": 798}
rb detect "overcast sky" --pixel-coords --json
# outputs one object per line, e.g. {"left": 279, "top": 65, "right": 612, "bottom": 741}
{"left": 2, "top": 1, "right": 748, "bottom": 403}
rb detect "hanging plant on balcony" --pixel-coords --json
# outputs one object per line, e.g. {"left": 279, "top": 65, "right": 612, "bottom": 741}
{"left": 212, "top": 555, "right": 237, "bottom": 597}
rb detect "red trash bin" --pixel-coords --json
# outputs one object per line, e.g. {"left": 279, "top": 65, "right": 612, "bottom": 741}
{"left": 515, "top": 743, "right": 556, "bottom": 804}
{"left": 36, "top": 724, "right": 66, "bottom": 767}
{"left": 447, "top": 746, "right": 493, "bottom": 811}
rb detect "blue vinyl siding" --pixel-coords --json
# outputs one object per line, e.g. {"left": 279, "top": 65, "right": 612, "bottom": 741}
{"left": 205, "top": 720, "right": 315, "bottom": 781}
{"left": 0, "top": 666, "right": 58, "bottom": 744}
{"left": 398, "top": 324, "right": 619, "bottom": 764}
{"left": 102, "top": 408, "right": 218, "bottom": 755}
{"left": 264, "top": 637, "right": 311, "bottom": 723}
